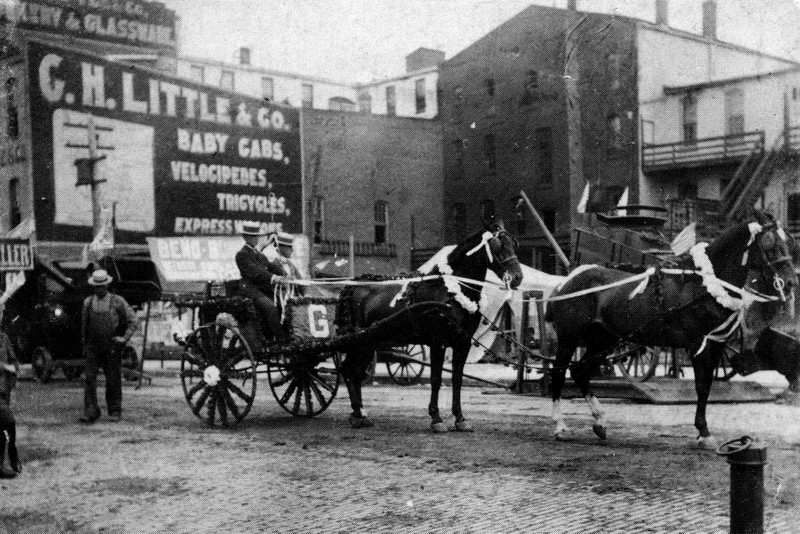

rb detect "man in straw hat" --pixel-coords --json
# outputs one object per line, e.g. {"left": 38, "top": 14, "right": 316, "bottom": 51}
{"left": 79, "top": 269, "right": 138, "bottom": 424}
{"left": 235, "top": 223, "right": 290, "bottom": 342}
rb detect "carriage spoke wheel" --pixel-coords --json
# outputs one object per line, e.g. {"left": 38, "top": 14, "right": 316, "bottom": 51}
{"left": 32, "top": 346, "right": 54, "bottom": 383}
{"left": 180, "top": 324, "right": 257, "bottom": 428}
{"left": 385, "top": 345, "right": 427, "bottom": 386}
{"left": 268, "top": 351, "right": 340, "bottom": 417}
{"left": 615, "top": 345, "right": 660, "bottom": 382}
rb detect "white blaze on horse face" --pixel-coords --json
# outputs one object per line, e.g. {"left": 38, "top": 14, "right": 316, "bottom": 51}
{"left": 585, "top": 394, "right": 606, "bottom": 428}
{"left": 552, "top": 399, "right": 569, "bottom": 435}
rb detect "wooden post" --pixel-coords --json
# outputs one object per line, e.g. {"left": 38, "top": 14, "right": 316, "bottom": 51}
{"left": 349, "top": 234, "right": 355, "bottom": 278}
{"left": 517, "top": 291, "right": 532, "bottom": 394}
{"left": 520, "top": 190, "right": 570, "bottom": 270}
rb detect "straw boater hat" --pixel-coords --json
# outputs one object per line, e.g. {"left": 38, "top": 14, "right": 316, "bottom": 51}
{"left": 267, "top": 231, "right": 294, "bottom": 248}
{"left": 239, "top": 222, "right": 268, "bottom": 236}
{"left": 88, "top": 269, "right": 113, "bottom": 286}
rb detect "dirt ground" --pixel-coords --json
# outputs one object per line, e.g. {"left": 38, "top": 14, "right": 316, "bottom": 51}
{"left": 1, "top": 375, "right": 798, "bottom": 533}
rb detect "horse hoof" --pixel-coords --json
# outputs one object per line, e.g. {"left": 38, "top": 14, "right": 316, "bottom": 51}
{"left": 349, "top": 415, "right": 374, "bottom": 429}
{"left": 431, "top": 421, "right": 448, "bottom": 433}
{"left": 593, "top": 424, "right": 608, "bottom": 441}
{"left": 454, "top": 420, "right": 474, "bottom": 432}
{"left": 696, "top": 436, "right": 718, "bottom": 451}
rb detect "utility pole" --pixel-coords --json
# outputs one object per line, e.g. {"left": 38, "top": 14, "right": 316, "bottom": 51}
{"left": 75, "top": 113, "right": 107, "bottom": 246}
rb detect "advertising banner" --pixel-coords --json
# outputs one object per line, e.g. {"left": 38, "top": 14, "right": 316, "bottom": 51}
{"left": 27, "top": 40, "right": 302, "bottom": 245}
{"left": 1, "top": 1, "right": 177, "bottom": 51}
{"left": 0, "top": 238, "right": 33, "bottom": 271}
{"left": 147, "top": 236, "right": 243, "bottom": 283}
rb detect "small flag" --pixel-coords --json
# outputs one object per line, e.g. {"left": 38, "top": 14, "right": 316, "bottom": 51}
{"left": 5, "top": 216, "right": 34, "bottom": 238}
{"left": 670, "top": 222, "right": 697, "bottom": 255}
{"left": 576, "top": 182, "right": 590, "bottom": 214}
{"left": 615, "top": 186, "right": 629, "bottom": 216}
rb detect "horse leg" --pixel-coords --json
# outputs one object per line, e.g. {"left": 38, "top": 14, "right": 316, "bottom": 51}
{"left": 693, "top": 342, "right": 720, "bottom": 450}
{"left": 340, "top": 349, "right": 374, "bottom": 428}
{"left": 428, "top": 345, "right": 447, "bottom": 433}
{"left": 451, "top": 340, "right": 473, "bottom": 432}
{"left": 6, "top": 425, "right": 18, "bottom": 473}
{"left": 551, "top": 342, "right": 576, "bottom": 440}
{"left": 572, "top": 349, "right": 608, "bottom": 440}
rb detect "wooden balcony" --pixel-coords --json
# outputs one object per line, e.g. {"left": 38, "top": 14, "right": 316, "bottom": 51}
{"left": 643, "top": 131, "right": 764, "bottom": 172}
{"left": 316, "top": 239, "right": 397, "bottom": 257}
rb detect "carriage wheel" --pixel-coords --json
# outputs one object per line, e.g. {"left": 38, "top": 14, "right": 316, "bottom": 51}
{"left": 268, "top": 351, "right": 340, "bottom": 417}
{"left": 180, "top": 324, "right": 257, "bottom": 428}
{"left": 615, "top": 345, "right": 660, "bottom": 382}
{"left": 385, "top": 345, "right": 427, "bottom": 386}
{"left": 32, "top": 346, "right": 54, "bottom": 383}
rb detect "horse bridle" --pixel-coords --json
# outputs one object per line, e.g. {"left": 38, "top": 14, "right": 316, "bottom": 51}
{"left": 490, "top": 229, "right": 519, "bottom": 287}
{"left": 752, "top": 222, "right": 794, "bottom": 300}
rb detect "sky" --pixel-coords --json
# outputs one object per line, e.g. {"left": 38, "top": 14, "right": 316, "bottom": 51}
{"left": 165, "top": 0, "right": 800, "bottom": 84}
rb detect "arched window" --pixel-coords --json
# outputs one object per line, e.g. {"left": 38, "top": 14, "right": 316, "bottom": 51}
{"left": 374, "top": 201, "right": 388, "bottom": 244}
{"left": 608, "top": 114, "right": 623, "bottom": 149}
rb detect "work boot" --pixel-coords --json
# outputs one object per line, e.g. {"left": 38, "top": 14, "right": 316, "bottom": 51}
{"left": 79, "top": 408, "right": 101, "bottom": 424}
{"left": 0, "top": 466, "right": 17, "bottom": 479}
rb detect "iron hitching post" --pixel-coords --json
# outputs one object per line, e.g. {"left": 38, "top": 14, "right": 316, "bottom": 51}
{"left": 717, "top": 436, "right": 768, "bottom": 534}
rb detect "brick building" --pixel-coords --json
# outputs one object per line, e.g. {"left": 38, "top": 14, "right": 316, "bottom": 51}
{"left": 439, "top": 1, "right": 797, "bottom": 273}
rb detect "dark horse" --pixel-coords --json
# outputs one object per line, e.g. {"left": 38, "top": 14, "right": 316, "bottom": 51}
{"left": 336, "top": 220, "right": 523, "bottom": 430}
{"left": 545, "top": 210, "right": 796, "bottom": 448}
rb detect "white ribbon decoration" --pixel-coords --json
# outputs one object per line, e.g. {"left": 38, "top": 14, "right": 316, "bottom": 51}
{"left": 465, "top": 231, "right": 494, "bottom": 263}
{"left": 628, "top": 267, "right": 656, "bottom": 300}
{"left": 437, "top": 255, "right": 486, "bottom": 314}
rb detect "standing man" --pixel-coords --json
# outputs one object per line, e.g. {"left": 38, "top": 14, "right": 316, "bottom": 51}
{"left": 79, "top": 269, "right": 138, "bottom": 424}
{"left": 0, "top": 301, "right": 20, "bottom": 477}
{"left": 235, "top": 223, "right": 289, "bottom": 341}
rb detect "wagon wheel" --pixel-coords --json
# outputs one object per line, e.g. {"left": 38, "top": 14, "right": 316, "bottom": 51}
{"left": 32, "top": 346, "right": 54, "bottom": 383}
{"left": 180, "top": 324, "right": 257, "bottom": 428}
{"left": 385, "top": 345, "right": 427, "bottom": 386}
{"left": 715, "top": 330, "right": 741, "bottom": 381}
{"left": 615, "top": 345, "right": 660, "bottom": 382}
{"left": 268, "top": 351, "right": 341, "bottom": 417}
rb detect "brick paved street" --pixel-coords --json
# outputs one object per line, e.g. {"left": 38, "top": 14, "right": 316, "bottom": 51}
{"left": 1, "top": 374, "right": 798, "bottom": 533}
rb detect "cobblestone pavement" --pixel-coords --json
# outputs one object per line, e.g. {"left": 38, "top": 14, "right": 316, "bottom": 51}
{"left": 0, "top": 376, "right": 798, "bottom": 533}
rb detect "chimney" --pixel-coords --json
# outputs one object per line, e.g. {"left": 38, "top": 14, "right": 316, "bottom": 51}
{"left": 655, "top": 0, "right": 668, "bottom": 25}
{"left": 239, "top": 46, "right": 251, "bottom": 66}
{"left": 702, "top": 0, "right": 717, "bottom": 40}
{"left": 567, "top": 0, "right": 578, "bottom": 10}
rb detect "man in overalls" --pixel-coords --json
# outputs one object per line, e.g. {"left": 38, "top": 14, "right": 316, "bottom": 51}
{"left": 79, "top": 269, "right": 138, "bottom": 424}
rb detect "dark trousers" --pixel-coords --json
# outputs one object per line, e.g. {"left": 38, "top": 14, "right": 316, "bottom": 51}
{"left": 84, "top": 344, "right": 122, "bottom": 416}
{"left": 0, "top": 393, "right": 18, "bottom": 472}
{"left": 238, "top": 283, "right": 286, "bottom": 340}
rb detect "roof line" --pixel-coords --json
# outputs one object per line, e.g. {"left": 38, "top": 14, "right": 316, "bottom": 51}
{"left": 178, "top": 54, "right": 355, "bottom": 87}
{"left": 664, "top": 66, "right": 800, "bottom": 94}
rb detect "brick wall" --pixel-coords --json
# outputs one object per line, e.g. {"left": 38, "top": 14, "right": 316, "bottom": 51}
{"left": 302, "top": 110, "right": 443, "bottom": 275}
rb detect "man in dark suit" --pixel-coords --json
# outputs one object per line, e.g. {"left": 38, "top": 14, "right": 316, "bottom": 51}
{"left": 235, "top": 223, "right": 289, "bottom": 341}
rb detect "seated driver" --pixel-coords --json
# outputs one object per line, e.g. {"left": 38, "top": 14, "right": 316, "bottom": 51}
{"left": 235, "top": 223, "right": 290, "bottom": 342}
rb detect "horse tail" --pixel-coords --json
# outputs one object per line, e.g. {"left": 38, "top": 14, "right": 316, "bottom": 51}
{"left": 335, "top": 285, "right": 356, "bottom": 332}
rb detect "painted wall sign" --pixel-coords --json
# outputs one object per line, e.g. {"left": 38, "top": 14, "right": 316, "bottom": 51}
{"left": 0, "top": 238, "right": 33, "bottom": 271}
{"left": 27, "top": 40, "right": 302, "bottom": 244}
{"left": 0, "top": 0, "right": 177, "bottom": 51}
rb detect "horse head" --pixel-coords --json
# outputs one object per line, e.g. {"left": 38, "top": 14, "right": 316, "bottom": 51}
{"left": 446, "top": 219, "right": 524, "bottom": 290}
{"left": 744, "top": 210, "right": 797, "bottom": 303}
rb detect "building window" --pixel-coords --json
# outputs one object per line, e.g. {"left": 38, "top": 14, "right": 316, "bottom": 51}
{"left": 452, "top": 139, "right": 464, "bottom": 180}
{"left": 788, "top": 193, "right": 800, "bottom": 231}
{"left": 374, "top": 201, "right": 388, "bottom": 244}
{"left": 385, "top": 85, "right": 396, "bottom": 116}
{"left": 415, "top": 78, "right": 426, "bottom": 114}
{"left": 525, "top": 70, "right": 538, "bottom": 92}
{"left": 261, "top": 77, "right": 274, "bottom": 101}
{"left": 682, "top": 94, "right": 697, "bottom": 143}
{"left": 189, "top": 65, "right": 204, "bottom": 84}
{"left": 484, "top": 78, "right": 495, "bottom": 97}
{"left": 481, "top": 199, "right": 495, "bottom": 221}
{"left": 8, "top": 177, "right": 20, "bottom": 229}
{"left": 450, "top": 202, "right": 466, "bottom": 240}
{"left": 219, "top": 70, "right": 234, "bottom": 91}
{"left": 536, "top": 127, "right": 553, "bottom": 184}
{"left": 302, "top": 83, "right": 314, "bottom": 108}
{"left": 358, "top": 91, "right": 372, "bottom": 113}
{"left": 608, "top": 114, "right": 623, "bottom": 149}
{"left": 5, "top": 77, "right": 17, "bottom": 139}
{"left": 313, "top": 196, "right": 324, "bottom": 244}
{"left": 484, "top": 134, "right": 496, "bottom": 172}
{"left": 725, "top": 88, "right": 745, "bottom": 136}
